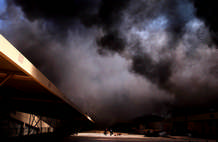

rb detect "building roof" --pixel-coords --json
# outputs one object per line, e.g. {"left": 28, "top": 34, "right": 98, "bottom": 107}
{"left": 0, "top": 34, "right": 93, "bottom": 124}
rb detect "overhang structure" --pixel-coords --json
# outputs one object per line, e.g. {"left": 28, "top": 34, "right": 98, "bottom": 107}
{"left": 0, "top": 34, "right": 93, "bottom": 136}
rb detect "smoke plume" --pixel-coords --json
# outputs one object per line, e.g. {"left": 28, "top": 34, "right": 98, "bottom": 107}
{"left": 0, "top": 0, "right": 217, "bottom": 125}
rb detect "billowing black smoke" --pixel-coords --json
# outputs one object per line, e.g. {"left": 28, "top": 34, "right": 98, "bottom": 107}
{"left": 192, "top": 0, "right": 218, "bottom": 46}
{"left": 12, "top": 0, "right": 129, "bottom": 52}
{"left": 0, "top": 0, "right": 217, "bottom": 125}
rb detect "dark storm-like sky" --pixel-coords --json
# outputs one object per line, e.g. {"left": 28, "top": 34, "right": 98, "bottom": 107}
{"left": 0, "top": 0, "right": 217, "bottom": 125}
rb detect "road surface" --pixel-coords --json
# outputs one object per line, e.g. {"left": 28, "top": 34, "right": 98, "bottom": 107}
{"left": 61, "top": 132, "right": 216, "bottom": 142}
{"left": 8, "top": 132, "right": 216, "bottom": 142}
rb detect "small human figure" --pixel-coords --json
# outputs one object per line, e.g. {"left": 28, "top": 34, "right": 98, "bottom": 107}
{"left": 147, "top": 130, "right": 151, "bottom": 137}
{"left": 110, "top": 129, "right": 113, "bottom": 136}
{"left": 104, "top": 128, "right": 108, "bottom": 135}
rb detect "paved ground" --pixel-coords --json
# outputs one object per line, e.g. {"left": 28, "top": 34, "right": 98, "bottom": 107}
{"left": 61, "top": 132, "right": 216, "bottom": 142}
{"left": 8, "top": 132, "right": 217, "bottom": 142}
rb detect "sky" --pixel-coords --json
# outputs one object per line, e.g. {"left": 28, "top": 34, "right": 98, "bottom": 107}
{"left": 0, "top": 0, "right": 6, "bottom": 13}
{"left": 0, "top": 0, "right": 6, "bottom": 28}
{"left": 0, "top": 0, "right": 217, "bottom": 125}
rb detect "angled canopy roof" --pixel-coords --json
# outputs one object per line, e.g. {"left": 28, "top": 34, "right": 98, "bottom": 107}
{"left": 0, "top": 34, "right": 93, "bottom": 123}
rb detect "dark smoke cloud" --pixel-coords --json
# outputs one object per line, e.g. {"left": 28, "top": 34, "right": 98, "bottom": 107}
{"left": 97, "top": 31, "right": 126, "bottom": 54}
{"left": 0, "top": 0, "right": 217, "bottom": 125}
{"left": 132, "top": 54, "right": 172, "bottom": 87}
{"left": 12, "top": 0, "right": 100, "bottom": 23}
{"left": 192, "top": 0, "right": 218, "bottom": 46}
{"left": 120, "top": 0, "right": 218, "bottom": 108}
{"left": 12, "top": 0, "right": 129, "bottom": 52}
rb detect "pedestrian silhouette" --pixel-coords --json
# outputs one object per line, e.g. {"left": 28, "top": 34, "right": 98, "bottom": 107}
{"left": 104, "top": 128, "right": 108, "bottom": 135}
{"left": 110, "top": 129, "right": 113, "bottom": 136}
